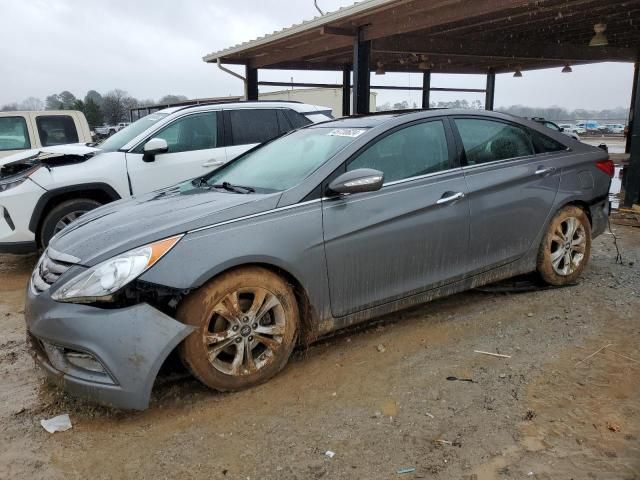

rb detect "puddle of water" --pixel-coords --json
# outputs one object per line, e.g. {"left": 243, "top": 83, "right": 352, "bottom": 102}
{"left": 610, "top": 166, "right": 622, "bottom": 209}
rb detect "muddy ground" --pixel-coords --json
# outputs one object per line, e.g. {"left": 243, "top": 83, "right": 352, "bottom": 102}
{"left": 1, "top": 227, "right": 639, "bottom": 480}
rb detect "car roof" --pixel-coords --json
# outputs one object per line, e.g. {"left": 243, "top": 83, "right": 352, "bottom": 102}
{"left": 309, "top": 108, "right": 533, "bottom": 129}
{"left": 156, "top": 101, "right": 328, "bottom": 116}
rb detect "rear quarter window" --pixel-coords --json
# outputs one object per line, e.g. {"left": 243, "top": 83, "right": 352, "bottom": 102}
{"left": 531, "top": 130, "right": 568, "bottom": 153}
{"left": 284, "top": 109, "right": 313, "bottom": 129}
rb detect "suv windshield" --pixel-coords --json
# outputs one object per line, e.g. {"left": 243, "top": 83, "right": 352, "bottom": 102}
{"left": 205, "top": 127, "right": 365, "bottom": 192}
{"left": 99, "top": 113, "right": 169, "bottom": 152}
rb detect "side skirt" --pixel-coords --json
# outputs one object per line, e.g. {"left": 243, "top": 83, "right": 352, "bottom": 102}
{"left": 316, "top": 259, "right": 534, "bottom": 335}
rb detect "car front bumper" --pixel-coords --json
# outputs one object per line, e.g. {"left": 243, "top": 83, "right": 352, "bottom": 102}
{"left": 24, "top": 286, "right": 194, "bottom": 410}
{"left": 0, "top": 178, "right": 44, "bottom": 253}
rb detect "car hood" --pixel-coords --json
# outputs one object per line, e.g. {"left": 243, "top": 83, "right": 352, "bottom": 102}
{"left": 0, "top": 144, "right": 101, "bottom": 179}
{"left": 0, "top": 144, "right": 100, "bottom": 167}
{"left": 50, "top": 183, "right": 281, "bottom": 265}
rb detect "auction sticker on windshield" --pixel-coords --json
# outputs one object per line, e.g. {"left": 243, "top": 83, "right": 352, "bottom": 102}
{"left": 327, "top": 128, "right": 367, "bottom": 137}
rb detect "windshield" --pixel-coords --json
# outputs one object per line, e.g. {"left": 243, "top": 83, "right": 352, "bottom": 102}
{"left": 205, "top": 127, "right": 366, "bottom": 192}
{"left": 98, "top": 113, "right": 169, "bottom": 152}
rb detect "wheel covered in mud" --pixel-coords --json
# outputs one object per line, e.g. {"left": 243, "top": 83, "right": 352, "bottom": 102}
{"left": 537, "top": 205, "right": 591, "bottom": 286}
{"left": 177, "top": 266, "right": 299, "bottom": 391}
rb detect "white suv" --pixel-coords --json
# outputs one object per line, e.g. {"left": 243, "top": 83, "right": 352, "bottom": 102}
{"left": 0, "top": 101, "right": 332, "bottom": 253}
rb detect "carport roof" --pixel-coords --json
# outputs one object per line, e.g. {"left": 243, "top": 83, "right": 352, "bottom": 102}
{"left": 203, "top": 0, "right": 640, "bottom": 74}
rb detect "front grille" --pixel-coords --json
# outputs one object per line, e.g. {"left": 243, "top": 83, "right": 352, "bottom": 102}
{"left": 31, "top": 247, "right": 80, "bottom": 294}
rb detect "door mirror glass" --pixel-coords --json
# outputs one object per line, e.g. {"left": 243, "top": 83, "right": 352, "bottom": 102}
{"left": 143, "top": 138, "right": 168, "bottom": 161}
{"left": 328, "top": 168, "right": 384, "bottom": 195}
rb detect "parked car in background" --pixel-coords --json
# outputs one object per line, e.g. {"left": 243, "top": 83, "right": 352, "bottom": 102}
{"left": 94, "top": 122, "right": 131, "bottom": 138}
{"left": 530, "top": 118, "right": 580, "bottom": 141}
{"left": 603, "top": 123, "right": 625, "bottom": 134}
{"left": 0, "top": 111, "right": 92, "bottom": 159}
{"left": 575, "top": 121, "right": 606, "bottom": 134}
{"left": 558, "top": 123, "right": 586, "bottom": 135}
{"left": 24, "top": 110, "right": 613, "bottom": 409}
{"left": 0, "top": 101, "right": 332, "bottom": 253}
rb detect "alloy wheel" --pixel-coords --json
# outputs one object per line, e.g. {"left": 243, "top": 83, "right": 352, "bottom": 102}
{"left": 204, "top": 287, "right": 286, "bottom": 376}
{"left": 53, "top": 210, "right": 89, "bottom": 234}
{"left": 549, "top": 216, "right": 586, "bottom": 276}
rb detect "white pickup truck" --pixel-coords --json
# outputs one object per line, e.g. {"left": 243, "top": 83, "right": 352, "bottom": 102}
{"left": 0, "top": 110, "right": 92, "bottom": 159}
{"left": 95, "top": 122, "right": 130, "bottom": 137}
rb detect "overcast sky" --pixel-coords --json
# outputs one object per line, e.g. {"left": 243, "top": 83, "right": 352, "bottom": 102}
{"left": 0, "top": 0, "right": 634, "bottom": 111}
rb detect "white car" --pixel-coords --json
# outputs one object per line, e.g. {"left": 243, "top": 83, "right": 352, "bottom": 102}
{"left": 531, "top": 118, "right": 580, "bottom": 141}
{"left": 0, "top": 101, "right": 332, "bottom": 253}
{"left": 558, "top": 123, "right": 586, "bottom": 135}
{"left": 604, "top": 123, "right": 625, "bottom": 134}
{"left": 95, "top": 122, "right": 132, "bottom": 137}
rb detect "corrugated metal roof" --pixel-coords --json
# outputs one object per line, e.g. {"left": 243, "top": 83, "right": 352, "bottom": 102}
{"left": 202, "top": 0, "right": 399, "bottom": 63}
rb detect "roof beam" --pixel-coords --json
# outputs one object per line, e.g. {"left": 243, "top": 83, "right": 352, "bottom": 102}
{"left": 372, "top": 35, "right": 638, "bottom": 62}
{"left": 361, "top": 0, "right": 532, "bottom": 41}
{"left": 425, "top": 0, "right": 613, "bottom": 37}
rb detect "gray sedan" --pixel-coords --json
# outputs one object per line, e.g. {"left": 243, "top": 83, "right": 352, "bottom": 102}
{"left": 25, "top": 110, "right": 613, "bottom": 409}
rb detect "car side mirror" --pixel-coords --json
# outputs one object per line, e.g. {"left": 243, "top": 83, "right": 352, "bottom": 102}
{"left": 328, "top": 168, "right": 384, "bottom": 196}
{"left": 559, "top": 127, "right": 564, "bottom": 132}
{"left": 142, "top": 138, "right": 168, "bottom": 162}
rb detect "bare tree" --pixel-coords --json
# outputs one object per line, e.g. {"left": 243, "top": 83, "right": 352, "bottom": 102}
{"left": 158, "top": 94, "right": 188, "bottom": 105}
{"left": 102, "top": 89, "right": 137, "bottom": 124}
{"left": 19, "top": 97, "right": 44, "bottom": 111}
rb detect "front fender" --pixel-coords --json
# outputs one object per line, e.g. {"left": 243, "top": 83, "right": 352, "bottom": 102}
{"left": 139, "top": 201, "right": 331, "bottom": 323}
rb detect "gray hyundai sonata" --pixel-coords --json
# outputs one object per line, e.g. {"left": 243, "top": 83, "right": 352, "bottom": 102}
{"left": 25, "top": 110, "right": 613, "bottom": 409}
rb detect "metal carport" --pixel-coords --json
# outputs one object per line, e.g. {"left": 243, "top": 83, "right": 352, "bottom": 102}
{"left": 203, "top": 0, "right": 640, "bottom": 207}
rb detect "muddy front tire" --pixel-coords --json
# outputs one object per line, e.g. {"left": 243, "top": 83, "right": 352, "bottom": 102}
{"left": 537, "top": 205, "right": 591, "bottom": 286}
{"left": 39, "top": 198, "right": 102, "bottom": 248}
{"left": 177, "top": 266, "right": 299, "bottom": 392}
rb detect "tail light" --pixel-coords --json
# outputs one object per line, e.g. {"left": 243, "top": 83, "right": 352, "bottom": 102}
{"left": 595, "top": 159, "right": 614, "bottom": 177}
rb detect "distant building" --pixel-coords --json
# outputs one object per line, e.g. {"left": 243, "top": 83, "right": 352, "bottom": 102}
{"left": 259, "top": 87, "right": 377, "bottom": 117}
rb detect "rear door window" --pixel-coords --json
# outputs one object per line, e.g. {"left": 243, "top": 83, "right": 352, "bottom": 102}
{"left": 0, "top": 116, "right": 30, "bottom": 151}
{"left": 36, "top": 115, "right": 79, "bottom": 146}
{"left": 454, "top": 118, "right": 534, "bottom": 165}
{"left": 228, "top": 109, "right": 280, "bottom": 146}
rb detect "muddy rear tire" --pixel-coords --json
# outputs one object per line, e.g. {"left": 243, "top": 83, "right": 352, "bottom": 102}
{"left": 537, "top": 205, "right": 591, "bottom": 286}
{"left": 177, "top": 266, "right": 299, "bottom": 392}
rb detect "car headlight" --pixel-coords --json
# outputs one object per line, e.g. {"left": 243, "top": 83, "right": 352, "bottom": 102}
{"left": 51, "top": 235, "right": 183, "bottom": 303}
{"left": 0, "top": 166, "right": 39, "bottom": 193}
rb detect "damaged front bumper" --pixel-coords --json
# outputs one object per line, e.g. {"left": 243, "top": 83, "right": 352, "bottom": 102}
{"left": 24, "top": 287, "right": 194, "bottom": 410}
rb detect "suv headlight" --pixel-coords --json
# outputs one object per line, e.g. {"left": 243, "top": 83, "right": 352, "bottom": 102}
{"left": 51, "top": 235, "right": 182, "bottom": 303}
{"left": 0, "top": 166, "right": 40, "bottom": 193}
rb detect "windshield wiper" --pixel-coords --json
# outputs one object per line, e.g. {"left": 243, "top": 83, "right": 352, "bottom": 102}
{"left": 210, "top": 182, "right": 255, "bottom": 194}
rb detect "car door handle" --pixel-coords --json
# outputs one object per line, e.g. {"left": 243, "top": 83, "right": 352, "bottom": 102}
{"left": 535, "top": 166, "right": 556, "bottom": 176}
{"left": 202, "top": 160, "right": 225, "bottom": 168}
{"left": 436, "top": 192, "right": 465, "bottom": 205}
